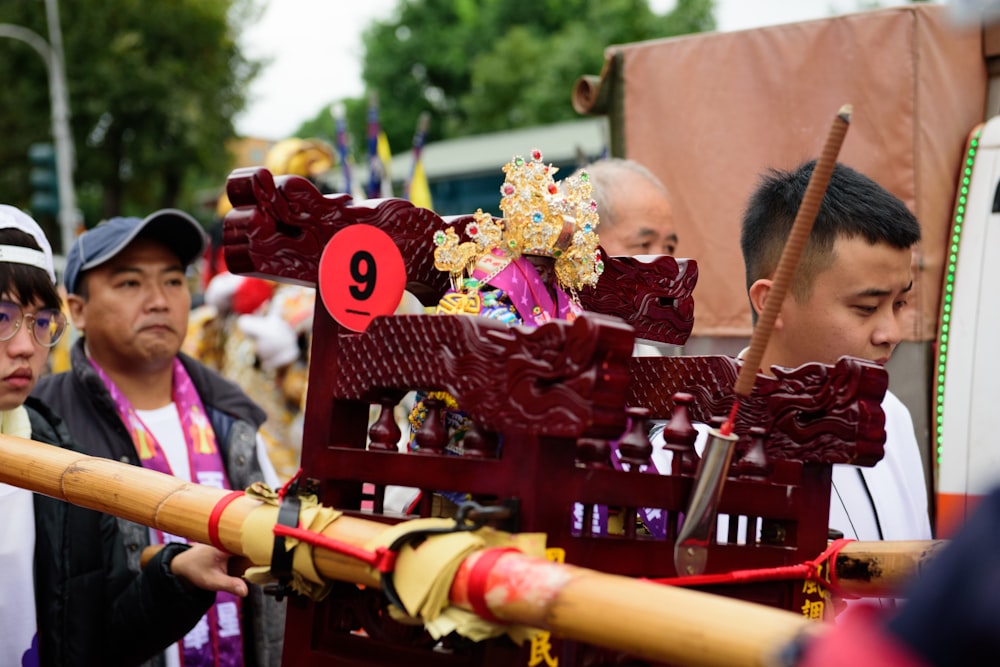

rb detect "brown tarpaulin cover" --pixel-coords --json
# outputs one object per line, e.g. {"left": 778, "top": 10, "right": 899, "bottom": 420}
{"left": 598, "top": 5, "right": 985, "bottom": 338}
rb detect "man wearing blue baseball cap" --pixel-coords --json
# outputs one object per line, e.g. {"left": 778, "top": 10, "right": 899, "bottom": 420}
{"left": 59, "top": 209, "right": 208, "bottom": 295}
{"left": 34, "top": 209, "right": 285, "bottom": 667}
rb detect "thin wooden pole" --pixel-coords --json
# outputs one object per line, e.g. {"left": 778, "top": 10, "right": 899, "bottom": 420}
{"left": 733, "top": 105, "right": 852, "bottom": 398}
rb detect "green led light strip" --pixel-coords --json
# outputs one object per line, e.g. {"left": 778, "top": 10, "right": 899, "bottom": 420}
{"left": 935, "top": 128, "right": 981, "bottom": 468}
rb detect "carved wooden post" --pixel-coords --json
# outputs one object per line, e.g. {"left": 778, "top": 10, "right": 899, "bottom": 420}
{"left": 414, "top": 396, "right": 447, "bottom": 456}
{"left": 661, "top": 392, "right": 699, "bottom": 475}
{"left": 618, "top": 407, "right": 653, "bottom": 468}
{"left": 368, "top": 395, "right": 402, "bottom": 452}
{"left": 576, "top": 436, "right": 612, "bottom": 469}
{"left": 462, "top": 422, "right": 499, "bottom": 459}
{"left": 735, "top": 426, "right": 772, "bottom": 481}
{"left": 618, "top": 406, "right": 653, "bottom": 538}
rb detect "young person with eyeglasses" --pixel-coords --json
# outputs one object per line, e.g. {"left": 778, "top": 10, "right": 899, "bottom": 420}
{"left": 0, "top": 205, "right": 248, "bottom": 667}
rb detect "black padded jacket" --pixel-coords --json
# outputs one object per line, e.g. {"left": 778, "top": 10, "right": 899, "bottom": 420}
{"left": 27, "top": 396, "right": 213, "bottom": 666}
{"left": 33, "top": 340, "right": 286, "bottom": 667}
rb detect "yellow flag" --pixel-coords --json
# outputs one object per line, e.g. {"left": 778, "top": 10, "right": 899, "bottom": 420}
{"left": 376, "top": 131, "right": 393, "bottom": 197}
{"left": 409, "top": 158, "right": 434, "bottom": 210}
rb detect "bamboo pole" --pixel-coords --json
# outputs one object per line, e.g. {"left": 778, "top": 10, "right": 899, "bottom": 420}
{"left": 12, "top": 434, "right": 945, "bottom": 667}
{"left": 834, "top": 539, "right": 948, "bottom": 598}
{"left": 4, "top": 434, "right": 383, "bottom": 585}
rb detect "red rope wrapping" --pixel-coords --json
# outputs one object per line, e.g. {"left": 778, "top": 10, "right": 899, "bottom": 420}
{"left": 466, "top": 547, "right": 521, "bottom": 624}
{"left": 270, "top": 523, "right": 398, "bottom": 574}
{"left": 824, "top": 538, "right": 855, "bottom": 594}
{"left": 207, "top": 490, "right": 245, "bottom": 551}
{"left": 277, "top": 468, "right": 303, "bottom": 499}
{"left": 269, "top": 468, "right": 406, "bottom": 577}
{"left": 261, "top": 471, "right": 404, "bottom": 583}
{"left": 647, "top": 538, "right": 856, "bottom": 596}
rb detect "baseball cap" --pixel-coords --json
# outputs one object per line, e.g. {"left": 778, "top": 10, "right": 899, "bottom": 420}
{"left": 0, "top": 204, "right": 56, "bottom": 283}
{"left": 63, "top": 208, "right": 208, "bottom": 294}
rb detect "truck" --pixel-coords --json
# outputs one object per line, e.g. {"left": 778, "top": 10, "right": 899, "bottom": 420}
{"left": 572, "top": 2, "right": 997, "bottom": 536}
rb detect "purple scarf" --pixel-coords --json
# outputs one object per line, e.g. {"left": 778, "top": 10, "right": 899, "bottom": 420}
{"left": 90, "top": 357, "right": 244, "bottom": 667}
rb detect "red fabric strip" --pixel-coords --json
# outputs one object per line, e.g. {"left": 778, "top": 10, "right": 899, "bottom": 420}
{"left": 207, "top": 490, "right": 245, "bottom": 551}
{"left": 466, "top": 548, "right": 521, "bottom": 624}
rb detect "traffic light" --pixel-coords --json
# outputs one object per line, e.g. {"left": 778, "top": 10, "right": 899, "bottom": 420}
{"left": 28, "top": 142, "right": 59, "bottom": 218}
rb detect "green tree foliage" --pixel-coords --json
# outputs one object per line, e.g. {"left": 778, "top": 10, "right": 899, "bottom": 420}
{"left": 0, "top": 0, "right": 260, "bottom": 229}
{"left": 356, "top": 0, "right": 714, "bottom": 153}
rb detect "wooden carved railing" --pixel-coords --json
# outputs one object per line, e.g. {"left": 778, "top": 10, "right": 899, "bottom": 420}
{"left": 225, "top": 167, "right": 695, "bottom": 345}
{"left": 629, "top": 355, "right": 888, "bottom": 466}
{"left": 334, "top": 313, "right": 633, "bottom": 439}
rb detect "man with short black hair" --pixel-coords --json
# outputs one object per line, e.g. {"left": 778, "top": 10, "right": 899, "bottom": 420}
{"left": 34, "top": 209, "right": 284, "bottom": 667}
{"left": 740, "top": 160, "right": 931, "bottom": 545}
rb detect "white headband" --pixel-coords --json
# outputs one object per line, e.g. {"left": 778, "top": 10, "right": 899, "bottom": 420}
{"left": 0, "top": 205, "right": 56, "bottom": 283}
{"left": 0, "top": 245, "right": 49, "bottom": 274}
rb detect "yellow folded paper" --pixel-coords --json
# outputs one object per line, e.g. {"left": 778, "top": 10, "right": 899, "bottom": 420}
{"left": 365, "top": 519, "right": 546, "bottom": 643}
{"left": 241, "top": 483, "right": 341, "bottom": 600}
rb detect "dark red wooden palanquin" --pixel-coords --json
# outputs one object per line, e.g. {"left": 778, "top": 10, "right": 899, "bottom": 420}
{"left": 224, "top": 168, "right": 888, "bottom": 666}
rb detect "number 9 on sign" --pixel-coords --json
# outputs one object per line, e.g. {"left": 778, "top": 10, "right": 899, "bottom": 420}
{"left": 318, "top": 224, "right": 406, "bottom": 332}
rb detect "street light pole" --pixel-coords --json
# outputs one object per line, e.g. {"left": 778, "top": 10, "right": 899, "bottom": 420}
{"left": 0, "top": 0, "right": 78, "bottom": 256}
{"left": 43, "top": 0, "right": 78, "bottom": 257}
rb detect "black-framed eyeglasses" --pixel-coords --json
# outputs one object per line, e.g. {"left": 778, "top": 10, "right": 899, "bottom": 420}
{"left": 0, "top": 301, "right": 67, "bottom": 348}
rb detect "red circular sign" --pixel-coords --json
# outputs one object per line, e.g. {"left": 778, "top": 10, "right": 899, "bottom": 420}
{"left": 318, "top": 224, "right": 406, "bottom": 332}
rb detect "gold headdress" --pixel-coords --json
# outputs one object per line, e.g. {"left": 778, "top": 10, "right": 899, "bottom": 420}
{"left": 432, "top": 149, "right": 603, "bottom": 292}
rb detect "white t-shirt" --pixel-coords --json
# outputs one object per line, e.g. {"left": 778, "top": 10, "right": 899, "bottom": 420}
{"left": 0, "top": 483, "right": 39, "bottom": 667}
{"left": 136, "top": 404, "right": 281, "bottom": 489}
{"left": 828, "top": 390, "right": 932, "bottom": 542}
{"left": 135, "top": 405, "right": 194, "bottom": 667}
{"left": 138, "top": 404, "right": 191, "bottom": 482}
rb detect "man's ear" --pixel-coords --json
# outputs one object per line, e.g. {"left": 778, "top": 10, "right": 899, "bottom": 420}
{"left": 748, "top": 278, "right": 782, "bottom": 329}
{"left": 66, "top": 294, "right": 86, "bottom": 332}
